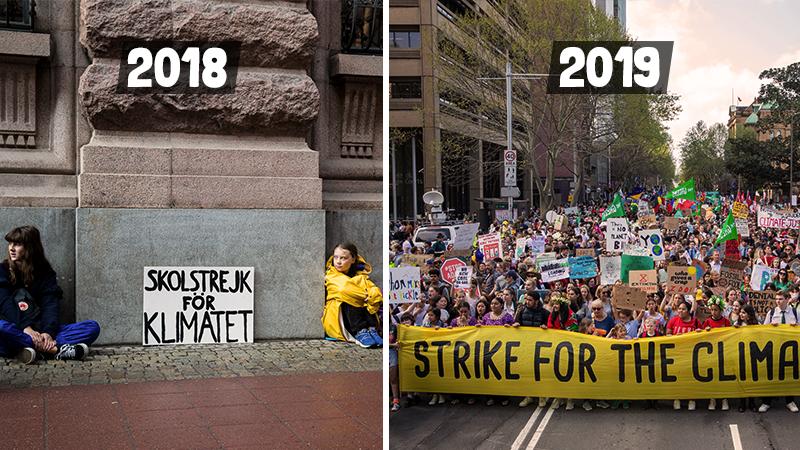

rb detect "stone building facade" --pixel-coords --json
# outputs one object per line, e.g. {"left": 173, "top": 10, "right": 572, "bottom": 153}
{"left": 0, "top": 0, "right": 382, "bottom": 344}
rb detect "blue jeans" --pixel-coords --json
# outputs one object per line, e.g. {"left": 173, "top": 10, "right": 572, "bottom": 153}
{"left": 0, "top": 319, "right": 100, "bottom": 357}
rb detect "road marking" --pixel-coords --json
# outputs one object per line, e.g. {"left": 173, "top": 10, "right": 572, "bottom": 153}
{"left": 526, "top": 402, "right": 557, "bottom": 449}
{"left": 510, "top": 405, "right": 543, "bottom": 450}
{"left": 730, "top": 424, "right": 743, "bottom": 450}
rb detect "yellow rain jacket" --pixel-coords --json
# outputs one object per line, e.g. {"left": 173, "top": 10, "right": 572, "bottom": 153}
{"left": 322, "top": 255, "right": 382, "bottom": 342}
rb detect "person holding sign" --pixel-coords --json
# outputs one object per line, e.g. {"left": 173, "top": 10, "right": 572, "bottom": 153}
{"left": 323, "top": 243, "right": 382, "bottom": 348}
{"left": 0, "top": 226, "right": 100, "bottom": 363}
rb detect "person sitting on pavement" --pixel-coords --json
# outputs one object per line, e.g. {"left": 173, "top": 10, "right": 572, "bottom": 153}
{"left": 0, "top": 225, "right": 100, "bottom": 364}
{"left": 322, "top": 242, "right": 382, "bottom": 348}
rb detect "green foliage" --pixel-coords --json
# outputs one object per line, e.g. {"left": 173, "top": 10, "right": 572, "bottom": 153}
{"left": 724, "top": 134, "right": 791, "bottom": 191}
{"left": 679, "top": 121, "right": 732, "bottom": 191}
{"left": 758, "top": 62, "right": 800, "bottom": 131}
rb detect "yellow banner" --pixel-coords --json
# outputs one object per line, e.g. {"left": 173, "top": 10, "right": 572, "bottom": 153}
{"left": 398, "top": 325, "right": 800, "bottom": 399}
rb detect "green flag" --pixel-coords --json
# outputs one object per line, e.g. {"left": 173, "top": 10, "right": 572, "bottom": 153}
{"left": 715, "top": 211, "right": 738, "bottom": 246}
{"left": 665, "top": 179, "right": 696, "bottom": 202}
{"left": 602, "top": 193, "right": 625, "bottom": 221}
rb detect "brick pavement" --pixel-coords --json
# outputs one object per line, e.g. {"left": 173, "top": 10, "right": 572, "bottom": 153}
{"left": 0, "top": 339, "right": 381, "bottom": 389}
{"left": 0, "top": 371, "right": 382, "bottom": 449}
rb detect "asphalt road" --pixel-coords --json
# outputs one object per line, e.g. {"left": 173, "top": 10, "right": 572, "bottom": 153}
{"left": 390, "top": 396, "right": 796, "bottom": 449}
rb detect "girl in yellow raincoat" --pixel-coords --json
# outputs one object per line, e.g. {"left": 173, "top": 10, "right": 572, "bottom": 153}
{"left": 323, "top": 243, "right": 382, "bottom": 348}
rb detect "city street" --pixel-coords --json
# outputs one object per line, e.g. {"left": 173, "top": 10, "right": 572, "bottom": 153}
{"left": 390, "top": 398, "right": 795, "bottom": 449}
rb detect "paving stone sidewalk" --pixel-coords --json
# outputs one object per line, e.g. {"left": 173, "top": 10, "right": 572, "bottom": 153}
{"left": 0, "top": 339, "right": 381, "bottom": 389}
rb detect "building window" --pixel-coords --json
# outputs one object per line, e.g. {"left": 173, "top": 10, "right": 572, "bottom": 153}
{"left": 1, "top": 0, "right": 35, "bottom": 30}
{"left": 342, "top": 0, "right": 382, "bottom": 54}
{"left": 390, "top": 78, "right": 422, "bottom": 99}
{"left": 389, "top": 29, "right": 420, "bottom": 48}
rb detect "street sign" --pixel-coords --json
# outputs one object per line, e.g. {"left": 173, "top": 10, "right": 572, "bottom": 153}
{"left": 504, "top": 148, "right": 517, "bottom": 186}
{"left": 500, "top": 186, "right": 521, "bottom": 198}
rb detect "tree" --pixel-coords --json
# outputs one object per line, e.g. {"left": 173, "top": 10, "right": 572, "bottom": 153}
{"left": 725, "top": 130, "right": 792, "bottom": 191}
{"left": 758, "top": 61, "right": 800, "bottom": 130}
{"left": 678, "top": 121, "right": 732, "bottom": 192}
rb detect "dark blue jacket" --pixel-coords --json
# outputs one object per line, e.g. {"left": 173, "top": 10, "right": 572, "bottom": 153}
{"left": 0, "top": 262, "right": 61, "bottom": 336}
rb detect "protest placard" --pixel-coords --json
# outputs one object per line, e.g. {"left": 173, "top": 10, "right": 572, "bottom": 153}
{"left": 757, "top": 209, "right": 800, "bottom": 229}
{"left": 452, "top": 223, "right": 480, "bottom": 250}
{"left": 575, "top": 248, "right": 595, "bottom": 257}
{"left": 637, "top": 229, "right": 665, "bottom": 261}
{"left": 388, "top": 266, "right": 422, "bottom": 305}
{"left": 440, "top": 258, "right": 467, "bottom": 285}
{"left": 143, "top": 267, "right": 254, "bottom": 345}
{"left": 732, "top": 202, "right": 749, "bottom": 219}
{"left": 568, "top": 256, "right": 597, "bottom": 279}
{"left": 565, "top": 207, "right": 579, "bottom": 215}
{"left": 599, "top": 256, "right": 621, "bottom": 285}
{"left": 712, "top": 260, "right": 745, "bottom": 294}
{"left": 628, "top": 270, "right": 658, "bottom": 293}
{"left": 516, "top": 238, "right": 527, "bottom": 259}
{"left": 606, "top": 218, "right": 630, "bottom": 252}
{"left": 620, "top": 254, "right": 654, "bottom": 284}
{"left": 540, "top": 258, "right": 570, "bottom": 282}
{"left": 666, "top": 265, "right": 697, "bottom": 295}
{"left": 749, "top": 291, "right": 777, "bottom": 321}
{"left": 401, "top": 254, "right": 431, "bottom": 267}
{"left": 612, "top": 285, "right": 648, "bottom": 310}
{"left": 735, "top": 218, "right": 749, "bottom": 238}
{"left": 750, "top": 264, "right": 778, "bottom": 291}
{"left": 443, "top": 249, "right": 472, "bottom": 258}
{"left": 638, "top": 215, "right": 657, "bottom": 227}
{"left": 478, "top": 233, "right": 503, "bottom": 259}
{"left": 554, "top": 215, "right": 569, "bottom": 232}
{"left": 691, "top": 259, "right": 710, "bottom": 280}
{"left": 453, "top": 266, "right": 473, "bottom": 289}
{"left": 535, "top": 252, "right": 557, "bottom": 271}
{"left": 663, "top": 216, "right": 681, "bottom": 231}
{"left": 530, "top": 235, "right": 546, "bottom": 254}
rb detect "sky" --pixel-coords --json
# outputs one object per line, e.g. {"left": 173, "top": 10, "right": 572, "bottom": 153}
{"left": 626, "top": 0, "right": 800, "bottom": 165}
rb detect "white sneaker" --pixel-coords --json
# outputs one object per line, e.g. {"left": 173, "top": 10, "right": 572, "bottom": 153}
{"left": 428, "top": 394, "right": 438, "bottom": 406}
{"left": 787, "top": 402, "right": 799, "bottom": 413}
{"left": 758, "top": 403, "right": 770, "bottom": 413}
{"left": 438, "top": 395, "right": 445, "bottom": 404}
{"left": 673, "top": 400, "right": 681, "bottom": 410}
{"left": 551, "top": 398, "right": 561, "bottom": 409}
{"left": 519, "top": 396, "right": 534, "bottom": 407}
{"left": 708, "top": 399, "right": 716, "bottom": 411}
{"left": 595, "top": 400, "right": 610, "bottom": 409}
{"left": 15, "top": 347, "right": 36, "bottom": 365}
{"left": 565, "top": 399, "right": 575, "bottom": 410}
{"left": 688, "top": 400, "right": 696, "bottom": 411}
{"left": 538, "top": 397, "right": 548, "bottom": 408}
{"left": 721, "top": 399, "right": 730, "bottom": 411}
{"left": 582, "top": 400, "right": 593, "bottom": 411}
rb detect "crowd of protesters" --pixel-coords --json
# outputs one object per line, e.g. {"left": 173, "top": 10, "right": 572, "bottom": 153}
{"left": 388, "top": 189, "right": 800, "bottom": 413}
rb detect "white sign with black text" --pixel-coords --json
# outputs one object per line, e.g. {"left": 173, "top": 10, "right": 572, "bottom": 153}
{"left": 143, "top": 267, "right": 255, "bottom": 346}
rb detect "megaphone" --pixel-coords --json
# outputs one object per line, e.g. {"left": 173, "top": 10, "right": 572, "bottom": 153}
{"left": 422, "top": 190, "right": 445, "bottom": 223}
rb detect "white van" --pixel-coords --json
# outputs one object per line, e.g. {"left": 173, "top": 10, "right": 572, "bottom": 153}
{"left": 412, "top": 223, "right": 480, "bottom": 249}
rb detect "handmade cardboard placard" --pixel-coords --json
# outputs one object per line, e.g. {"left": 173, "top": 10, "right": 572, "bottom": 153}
{"left": 612, "top": 285, "right": 648, "bottom": 311}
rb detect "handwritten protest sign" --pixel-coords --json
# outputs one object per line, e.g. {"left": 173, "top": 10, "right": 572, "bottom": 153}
{"left": 735, "top": 218, "right": 749, "bottom": 238}
{"left": 540, "top": 258, "right": 570, "bottom": 282}
{"left": 666, "top": 265, "right": 697, "bottom": 295}
{"left": 620, "top": 254, "right": 654, "bottom": 284}
{"left": 453, "top": 266, "right": 473, "bottom": 289}
{"left": 599, "top": 256, "right": 621, "bottom": 285}
{"left": 749, "top": 291, "right": 777, "bottom": 321}
{"left": 758, "top": 209, "right": 800, "bottom": 229}
{"left": 535, "top": 252, "right": 557, "bottom": 271}
{"left": 143, "top": 267, "right": 254, "bottom": 345}
{"left": 388, "top": 266, "right": 421, "bottom": 305}
{"left": 606, "top": 218, "right": 630, "bottom": 252}
{"left": 732, "top": 202, "right": 749, "bottom": 219}
{"left": 452, "top": 223, "right": 480, "bottom": 250}
{"left": 663, "top": 217, "right": 681, "bottom": 231}
{"left": 568, "top": 256, "right": 597, "bottom": 279}
{"left": 440, "top": 258, "right": 466, "bottom": 286}
{"left": 612, "top": 285, "right": 648, "bottom": 310}
{"left": 516, "top": 238, "right": 527, "bottom": 259}
{"left": 750, "top": 264, "right": 778, "bottom": 291}
{"left": 401, "top": 254, "right": 431, "bottom": 267}
{"left": 575, "top": 248, "right": 595, "bottom": 257}
{"left": 692, "top": 259, "right": 709, "bottom": 281}
{"left": 638, "top": 229, "right": 665, "bottom": 261}
{"left": 628, "top": 270, "right": 658, "bottom": 293}
{"left": 530, "top": 235, "right": 546, "bottom": 254}
{"left": 478, "top": 233, "right": 503, "bottom": 259}
{"left": 712, "top": 260, "right": 745, "bottom": 295}
{"left": 554, "top": 215, "right": 569, "bottom": 232}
